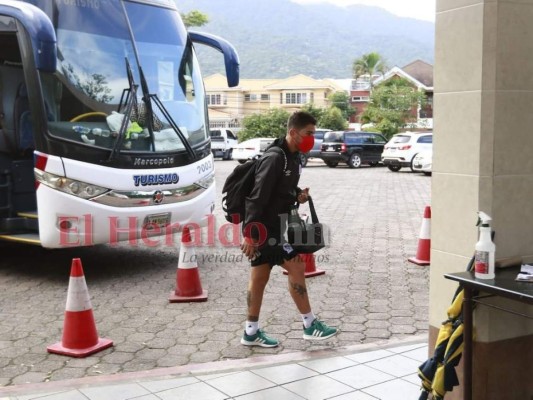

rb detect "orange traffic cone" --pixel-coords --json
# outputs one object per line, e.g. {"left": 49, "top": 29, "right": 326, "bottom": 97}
{"left": 301, "top": 253, "right": 326, "bottom": 277}
{"left": 408, "top": 206, "right": 431, "bottom": 266}
{"left": 283, "top": 253, "right": 325, "bottom": 277}
{"left": 169, "top": 227, "right": 208, "bottom": 302}
{"left": 47, "top": 258, "right": 113, "bottom": 357}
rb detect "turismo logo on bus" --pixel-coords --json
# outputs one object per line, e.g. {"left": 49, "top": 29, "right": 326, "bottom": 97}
{"left": 133, "top": 173, "right": 179, "bottom": 187}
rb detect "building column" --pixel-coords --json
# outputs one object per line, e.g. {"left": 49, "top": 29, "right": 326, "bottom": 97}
{"left": 431, "top": 0, "right": 533, "bottom": 398}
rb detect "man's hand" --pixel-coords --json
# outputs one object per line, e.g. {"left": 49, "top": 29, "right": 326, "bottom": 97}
{"left": 297, "top": 187, "right": 310, "bottom": 204}
{"left": 241, "top": 237, "right": 259, "bottom": 260}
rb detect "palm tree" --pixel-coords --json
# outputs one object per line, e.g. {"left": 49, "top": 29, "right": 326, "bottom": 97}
{"left": 352, "top": 52, "right": 388, "bottom": 90}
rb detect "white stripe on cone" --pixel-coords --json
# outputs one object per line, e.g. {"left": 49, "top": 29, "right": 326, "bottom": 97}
{"left": 418, "top": 218, "right": 431, "bottom": 240}
{"left": 65, "top": 276, "right": 93, "bottom": 312}
{"left": 178, "top": 248, "right": 197, "bottom": 269}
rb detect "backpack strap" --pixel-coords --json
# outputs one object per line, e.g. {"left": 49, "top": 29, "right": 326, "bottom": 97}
{"left": 265, "top": 146, "right": 287, "bottom": 172}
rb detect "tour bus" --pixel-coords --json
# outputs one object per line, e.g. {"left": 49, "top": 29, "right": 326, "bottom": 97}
{"left": 0, "top": 0, "right": 239, "bottom": 248}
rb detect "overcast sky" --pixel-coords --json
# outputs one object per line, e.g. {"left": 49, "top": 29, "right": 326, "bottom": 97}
{"left": 291, "top": 0, "right": 435, "bottom": 22}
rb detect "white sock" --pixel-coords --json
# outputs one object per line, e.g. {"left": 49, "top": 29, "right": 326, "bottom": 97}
{"left": 245, "top": 321, "right": 259, "bottom": 336}
{"left": 302, "top": 312, "right": 316, "bottom": 328}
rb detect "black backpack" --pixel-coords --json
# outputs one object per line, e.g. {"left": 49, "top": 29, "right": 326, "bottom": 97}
{"left": 222, "top": 147, "right": 287, "bottom": 224}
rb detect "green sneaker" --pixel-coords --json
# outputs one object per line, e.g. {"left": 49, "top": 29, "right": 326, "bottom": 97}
{"left": 240, "top": 329, "right": 279, "bottom": 347}
{"left": 303, "top": 319, "right": 338, "bottom": 340}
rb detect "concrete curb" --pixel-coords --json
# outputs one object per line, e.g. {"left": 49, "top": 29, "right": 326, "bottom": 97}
{"left": 0, "top": 334, "right": 428, "bottom": 397}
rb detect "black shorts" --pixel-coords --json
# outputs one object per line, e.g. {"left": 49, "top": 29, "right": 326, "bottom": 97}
{"left": 251, "top": 236, "right": 299, "bottom": 267}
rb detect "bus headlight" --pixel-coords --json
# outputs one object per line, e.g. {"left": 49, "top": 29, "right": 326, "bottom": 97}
{"left": 194, "top": 172, "right": 215, "bottom": 189}
{"left": 35, "top": 170, "right": 109, "bottom": 199}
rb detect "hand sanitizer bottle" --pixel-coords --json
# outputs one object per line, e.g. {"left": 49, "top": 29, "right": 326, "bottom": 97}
{"left": 474, "top": 211, "right": 495, "bottom": 279}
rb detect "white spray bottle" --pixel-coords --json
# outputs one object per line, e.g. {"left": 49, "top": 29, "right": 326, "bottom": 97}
{"left": 474, "top": 211, "right": 495, "bottom": 279}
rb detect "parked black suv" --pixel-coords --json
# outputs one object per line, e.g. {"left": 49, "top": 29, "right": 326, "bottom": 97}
{"left": 320, "top": 131, "right": 387, "bottom": 168}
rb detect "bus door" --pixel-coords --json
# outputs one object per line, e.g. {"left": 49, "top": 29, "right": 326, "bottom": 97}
{"left": 0, "top": 1, "right": 57, "bottom": 240}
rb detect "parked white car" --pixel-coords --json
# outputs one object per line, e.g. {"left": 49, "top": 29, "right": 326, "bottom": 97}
{"left": 210, "top": 129, "right": 238, "bottom": 160}
{"left": 381, "top": 131, "right": 432, "bottom": 172}
{"left": 412, "top": 149, "right": 432, "bottom": 175}
{"left": 232, "top": 138, "right": 275, "bottom": 164}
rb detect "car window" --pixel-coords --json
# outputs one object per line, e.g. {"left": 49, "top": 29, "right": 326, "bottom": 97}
{"left": 373, "top": 134, "right": 387, "bottom": 144}
{"left": 227, "top": 130, "right": 237, "bottom": 140}
{"left": 314, "top": 131, "right": 325, "bottom": 140}
{"left": 324, "top": 131, "right": 344, "bottom": 143}
{"left": 210, "top": 130, "right": 221, "bottom": 138}
{"left": 361, "top": 133, "right": 375, "bottom": 144}
{"left": 346, "top": 133, "right": 363, "bottom": 144}
{"left": 417, "top": 135, "right": 433, "bottom": 144}
{"left": 392, "top": 135, "right": 410, "bottom": 143}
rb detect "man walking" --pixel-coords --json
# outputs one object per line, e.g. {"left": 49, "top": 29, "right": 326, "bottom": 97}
{"left": 240, "top": 111, "right": 338, "bottom": 347}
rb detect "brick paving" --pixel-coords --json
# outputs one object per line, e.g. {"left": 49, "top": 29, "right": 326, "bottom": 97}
{"left": 0, "top": 159, "right": 430, "bottom": 387}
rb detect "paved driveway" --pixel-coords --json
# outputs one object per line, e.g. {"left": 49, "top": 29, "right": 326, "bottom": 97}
{"left": 0, "top": 159, "right": 430, "bottom": 387}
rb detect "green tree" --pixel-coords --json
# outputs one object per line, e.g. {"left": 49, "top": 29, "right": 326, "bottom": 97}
{"left": 361, "top": 77, "right": 426, "bottom": 138}
{"left": 352, "top": 52, "right": 388, "bottom": 89}
{"left": 300, "top": 103, "right": 325, "bottom": 124}
{"left": 319, "top": 107, "right": 347, "bottom": 131}
{"left": 300, "top": 103, "right": 348, "bottom": 130}
{"left": 327, "top": 91, "right": 355, "bottom": 121}
{"left": 181, "top": 10, "right": 209, "bottom": 28}
{"left": 239, "top": 108, "right": 290, "bottom": 142}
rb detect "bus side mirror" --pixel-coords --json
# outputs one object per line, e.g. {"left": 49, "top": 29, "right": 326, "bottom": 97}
{"left": 189, "top": 31, "right": 240, "bottom": 88}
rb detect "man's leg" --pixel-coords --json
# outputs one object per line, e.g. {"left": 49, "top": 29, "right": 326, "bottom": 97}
{"left": 241, "top": 263, "right": 278, "bottom": 347}
{"left": 283, "top": 255, "right": 338, "bottom": 341}
{"left": 247, "top": 263, "right": 271, "bottom": 321}
{"left": 282, "top": 256, "right": 311, "bottom": 314}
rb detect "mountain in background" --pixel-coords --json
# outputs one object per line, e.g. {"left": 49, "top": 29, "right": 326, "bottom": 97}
{"left": 176, "top": 0, "right": 435, "bottom": 79}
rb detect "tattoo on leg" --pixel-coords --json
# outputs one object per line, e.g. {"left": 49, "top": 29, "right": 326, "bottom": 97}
{"left": 290, "top": 281, "right": 307, "bottom": 297}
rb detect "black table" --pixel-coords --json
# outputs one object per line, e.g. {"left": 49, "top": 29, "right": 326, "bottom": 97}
{"left": 444, "top": 267, "right": 533, "bottom": 400}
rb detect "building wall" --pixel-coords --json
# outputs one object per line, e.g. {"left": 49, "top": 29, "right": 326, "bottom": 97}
{"left": 349, "top": 90, "right": 370, "bottom": 123}
{"left": 431, "top": 0, "right": 533, "bottom": 397}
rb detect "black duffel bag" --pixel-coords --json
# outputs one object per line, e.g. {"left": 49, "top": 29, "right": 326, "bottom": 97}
{"left": 287, "top": 196, "right": 326, "bottom": 254}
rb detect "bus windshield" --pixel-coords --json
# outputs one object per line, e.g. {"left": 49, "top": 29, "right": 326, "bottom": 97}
{"left": 38, "top": 0, "right": 208, "bottom": 153}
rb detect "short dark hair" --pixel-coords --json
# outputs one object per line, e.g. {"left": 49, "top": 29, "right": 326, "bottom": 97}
{"left": 287, "top": 111, "right": 317, "bottom": 130}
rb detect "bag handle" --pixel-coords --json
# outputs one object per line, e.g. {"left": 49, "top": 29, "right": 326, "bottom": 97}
{"left": 307, "top": 196, "right": 319, "bottom": 224}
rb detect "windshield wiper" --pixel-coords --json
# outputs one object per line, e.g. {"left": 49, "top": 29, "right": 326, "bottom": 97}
{"left": 138, "top": 67, "right": 197, "bottom": 161}
{"left": 108, "top": 58, "right": 138, "bottom": 162}
{"left": 115, "top": 1, "right": 196, "bottom": 161}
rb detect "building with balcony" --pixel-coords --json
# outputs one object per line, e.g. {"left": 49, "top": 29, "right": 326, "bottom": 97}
{"left": 349, "top": 59, "right": 433, "bottom": 130}
{"left": 204, "top": 74, "right": 345, "bottom": 131}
